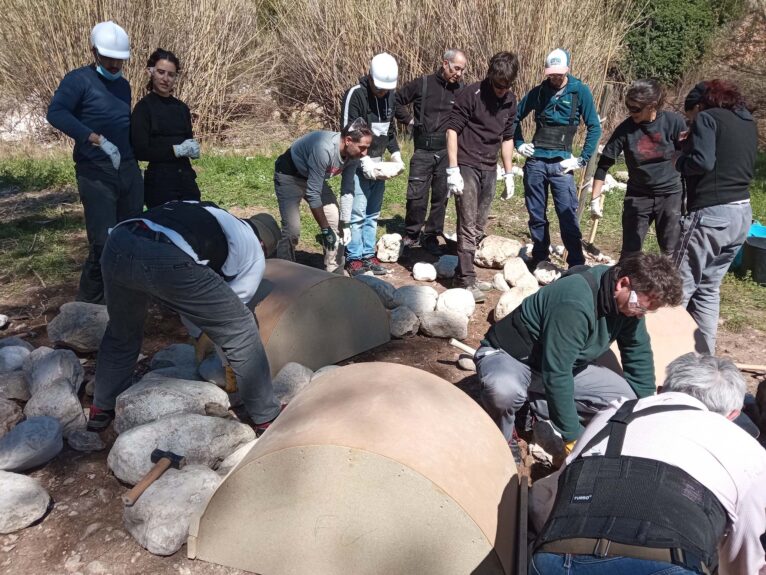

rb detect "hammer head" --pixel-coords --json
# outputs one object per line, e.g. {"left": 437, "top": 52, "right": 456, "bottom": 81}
{"left": 150, "top": 448, "right": 186, "bottom": 469}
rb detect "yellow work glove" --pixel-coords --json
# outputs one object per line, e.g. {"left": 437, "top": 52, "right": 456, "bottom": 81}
{"left": 564, "top": 440, "right": 577, "bottom": 455}
{"left": 194, "top": 333, "right": 214, "bottom": 366}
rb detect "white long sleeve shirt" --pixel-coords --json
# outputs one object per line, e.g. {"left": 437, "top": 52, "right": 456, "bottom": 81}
{"left": 529, "top": 392, "right": 766, "bottom": 575}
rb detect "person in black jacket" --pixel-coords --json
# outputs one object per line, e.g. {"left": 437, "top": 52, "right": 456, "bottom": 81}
{"left": 590, "top": 79, "right": 687, "bottom": 258}
{"left": 674, "top": 80, "right": 758, "bottom": 354}
{"left": 395, "top": 49, "right": 467, "bottom": 255}
{"left": 131, "top": 48, "right": 201, "bottom": 208}
{"left": 340, "top": 53, "right": 404, "bottom": 276}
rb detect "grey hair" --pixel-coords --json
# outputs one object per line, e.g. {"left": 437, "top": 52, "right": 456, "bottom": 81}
{"left": 626, "top": 79, "right": 665, "bottom": 109}
{"left": 663, "top": 352, "right": 746, "bottom": 415}
{"left": 443, "top": 49, "right": 465, "bottom": 63}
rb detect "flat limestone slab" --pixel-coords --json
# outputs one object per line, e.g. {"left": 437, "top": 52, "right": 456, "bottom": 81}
{"left": 188, "top": 362, "right": 517, "bottom": 575}
{"left": 254, "top": 260, "right": 390, "bottom": 376}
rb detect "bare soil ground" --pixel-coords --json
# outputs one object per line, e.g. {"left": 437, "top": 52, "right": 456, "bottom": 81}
{"left": 1, "top": 213, "right": 764, "bottom": 575}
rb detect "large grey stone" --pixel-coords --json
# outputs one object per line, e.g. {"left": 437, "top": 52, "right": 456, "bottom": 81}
{"left": 474, "top": 235, "right": 522, "bottom": 269}
{"left": 216, "top": 439, "right": 258, "bottom": 476}
{"left": 47, "top": 302, "right": 108, "bottom": 353}
{"left": 0, "top": 371, "right": 30, "bottom": 401}
{"left": 114, "top": 373, "right": 230, "bottom": 434}
{"left": 434, "top": 255, "right": 458, "bottom": 279}
{"left": 22, "top": 346, "right": 54, "bottom": 377}
{"left": 24, "top": 378, "right": 87, "bottom": 437}
{"left": 123, "top": 465, "right": 220, "bottom": 555}
{"left": 0, "top": 336, "right": 34, "bottom": 352}
{"left": 0, "top": 398, "right": 23, "bottom": 439}
{"left": 412, "top": 262, "right": 437, "bottom": 282}
{"left": 354, "top": 275, "right": 396, "bottom": 309}
{"left": 0, "top": 471, "right": 51, "bottom": 534}
{"left": 493, "top": 273, "right": 510, "bottom": 292}
{"left": 375, "top": 233, "right": 402, "bottom": 263}
{"left": 389, "top": 306, "right": 420, "bottom": 339}
{"left": 392, "top": 285, "right": 438, "bottom": 316}
{"left": 0, "top": 346, "right": 30, "bottom": 373}
{"left": 67, "top": 430, "right": 105, "bottom": 452}
{"left": 26, "top": 349, "right": 83, "bottom": 397}
{"left": 457, "top": 354, "right": 476, "bottom": 372}
{"left": 419, "top": 310, "right": 468, "bottom": 339}
{"left": 0, "top": 416, "right": 63, "bottom": 471}
{"left": 107, "top": 414, "right": 255, "bottom": 485}
{"left": 273, "top": 362, "right": 313, "bottom": 403}
{"left": 436, "top": 288, "right": 475, "bottom": 318}
{"left": 150, "top": 343, "right": 196, "bottom": 371}
{"left": 494, "top": 286, "right": 538, "bottom": 321}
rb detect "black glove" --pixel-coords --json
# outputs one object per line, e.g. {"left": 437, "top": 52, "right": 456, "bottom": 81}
{"left": 320, "top": 227, "right": 337, "bottom": 250}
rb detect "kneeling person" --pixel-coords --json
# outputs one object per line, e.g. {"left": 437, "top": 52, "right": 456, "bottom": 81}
{"left": 476, "top": 253, "right": 683, "bottom": 452}
{"left": 274, "top": 120, "right": 372, "bottom": 272}
{"left": 89, "top": 200, "right": 281, "bottom": 432}
{"left": 529, "top": 353, "right": 766, "bottom": 574}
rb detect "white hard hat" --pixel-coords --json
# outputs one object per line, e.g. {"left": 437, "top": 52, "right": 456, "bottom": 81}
{"left": 370, "top": 53, "right": 398, "bottom": 90}
{"left": 90, "top": 21, "right": 130, "bottom": 60}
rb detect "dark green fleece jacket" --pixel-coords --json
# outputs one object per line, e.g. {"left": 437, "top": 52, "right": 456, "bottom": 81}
{"left": 496, "top": 265, "right": 655, "bottom": 441}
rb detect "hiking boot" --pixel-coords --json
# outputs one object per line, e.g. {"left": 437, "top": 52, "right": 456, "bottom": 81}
{"left": 86, "top": 406, "right": 115, "bottom": 432}
{"left": 466, "top": 284, "right": 486, "bottom": 303}
{"left": 421, "top": 234, "right": 443, "bottom": 256}
{"left": 401, "top": 235, "right": 420, "bottom": 250}
{"left": 364, "top": 256, "right": 390, "bottom": 276}
{"left": 255, "top": 404, "right": 287, "bottom": 436}
{"left": 345, "top": 259, "right": 368, "bottom": 277}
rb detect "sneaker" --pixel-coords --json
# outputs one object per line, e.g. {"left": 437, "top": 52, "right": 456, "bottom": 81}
{"left": 87, "top": 406, "right": 115, "bottom": 432}
{"left": 364, "top": 256, "right": 389, "bottom": 276}
{"left": 255, "top": 404, "right": 287, "bottom": 436}
{"left": 467, "top": 284, "right": 486, "bottom": 303}
{"left": 345, "top": 259, "right": 368, "bottom": 277}
{"left": 421, "top": 234, "right": 443, "bottom": 256}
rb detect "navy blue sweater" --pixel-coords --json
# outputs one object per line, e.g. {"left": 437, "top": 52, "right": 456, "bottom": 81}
{"left": 47, "top": 65, "right": 134, "bottom": 164}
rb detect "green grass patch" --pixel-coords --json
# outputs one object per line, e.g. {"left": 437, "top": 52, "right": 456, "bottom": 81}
{"left": 0, "top": 156, "right": 75, "bottom": 190}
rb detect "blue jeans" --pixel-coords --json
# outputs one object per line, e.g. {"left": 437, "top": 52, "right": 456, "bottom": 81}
{"left": 346, "top": 167, "right": 385, "bottom": 261}
{"left": 530, "top": 553, "right": 696, "bottom": 574}
{"left": 95, "top": 225, "right": 281, "bottom": 424}
{"left": 523, "top": 158, "right": 584, "bottom": 267}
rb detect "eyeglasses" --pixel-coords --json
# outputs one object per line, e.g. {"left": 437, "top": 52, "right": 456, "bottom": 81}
{"left": 625, "top": 102, "right": 646, "bottom": 114}
{"left": 628, "top": 290, "right": 657, "bottom": 314}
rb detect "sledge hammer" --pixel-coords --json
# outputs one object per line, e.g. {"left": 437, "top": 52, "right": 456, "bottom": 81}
{"left": 121, "top": 449, "right": 186, "bottom": 507}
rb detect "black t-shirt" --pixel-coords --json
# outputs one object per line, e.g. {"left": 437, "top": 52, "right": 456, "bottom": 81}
{"left": 599, "top": 111, "right": 687, "bottom": 196}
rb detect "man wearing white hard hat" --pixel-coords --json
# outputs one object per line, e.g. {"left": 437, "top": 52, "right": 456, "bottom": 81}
{"left": 47, "top": 21, "right": 143, "bottom": 304}
{"left": 514, "top": 48, "right": 601, "bottom": 270}
{"left": 340, "top": 52, "right": 404, "bottom": 276}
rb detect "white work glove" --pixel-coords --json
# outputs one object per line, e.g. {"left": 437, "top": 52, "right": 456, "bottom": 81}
{"left": 173, "top": 138, "right": 201, "bottom": 159}
{"left": 501, "top": 173, "right": 515, "bottom": 200}
{"left": 359, "top": 156, "right": 378, "bottom": 180}
{"left": 341, "top": 223, "right": 351, "bottom": 245}
{"left": 559, "top": 156, "right": 585, "bottom": 174}
{"left": 590, "top": 196, "right": 603, "bottom": 219}
{"left": 446, "top": 167, "right": 464, "bottom": 197}
{"left": 517, "top": 142, "right": 535, "bottom": 158}
{"left": 98, "top": 136, "right": 121, "bottom": 170}
{"left": 391, "top": 151, "right": 404, "bottom": 167}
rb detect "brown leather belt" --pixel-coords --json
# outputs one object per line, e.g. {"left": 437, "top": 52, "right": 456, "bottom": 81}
{"left": 538, "top": 538, "right": 674, "bottom": 564}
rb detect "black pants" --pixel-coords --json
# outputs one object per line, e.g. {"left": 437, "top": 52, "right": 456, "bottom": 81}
{"left": 143, "top": 164, "right": 201, "bottom": 209}
{"left": 404, "top": 148, "right": 449, "bottom": 240}
{"left": 621, "top": 192, "right": 682, "bottom": 257}
{"left": 455, "top": 165, "right": 496, "bottom": 286}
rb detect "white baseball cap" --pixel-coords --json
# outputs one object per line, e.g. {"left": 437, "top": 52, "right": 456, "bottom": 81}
{"left": 544, "top": 49, "right": 570, "bottom": 75}
{"left": 370, "top": 53, "right": 398, "bottom": 90}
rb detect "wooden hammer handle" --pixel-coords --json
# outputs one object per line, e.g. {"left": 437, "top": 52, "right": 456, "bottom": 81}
{"left": 121, "top": 457, "right": 172, "bottom": 507}
{"left": 449, "top": 338, "right": 478, "bottom": 356}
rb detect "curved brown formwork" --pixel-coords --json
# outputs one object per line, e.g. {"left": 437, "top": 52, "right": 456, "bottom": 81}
{"left": 253, "top": 259, "right": 390, "bottom": 376}
{"left": 598, "top": 305, "right": 699, "bottom": 386}
{"left": 188, "top": 362, "right": 518, "bottom": 575}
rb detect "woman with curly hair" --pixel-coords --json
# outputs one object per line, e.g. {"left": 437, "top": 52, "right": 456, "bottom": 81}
{"left": 674, "top": 79, "right": 758, "bottom": 354}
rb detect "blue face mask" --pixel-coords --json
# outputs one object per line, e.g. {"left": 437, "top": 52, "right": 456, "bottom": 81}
{"left": 96, "top": 64, "right": 123, "bottom": 81}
